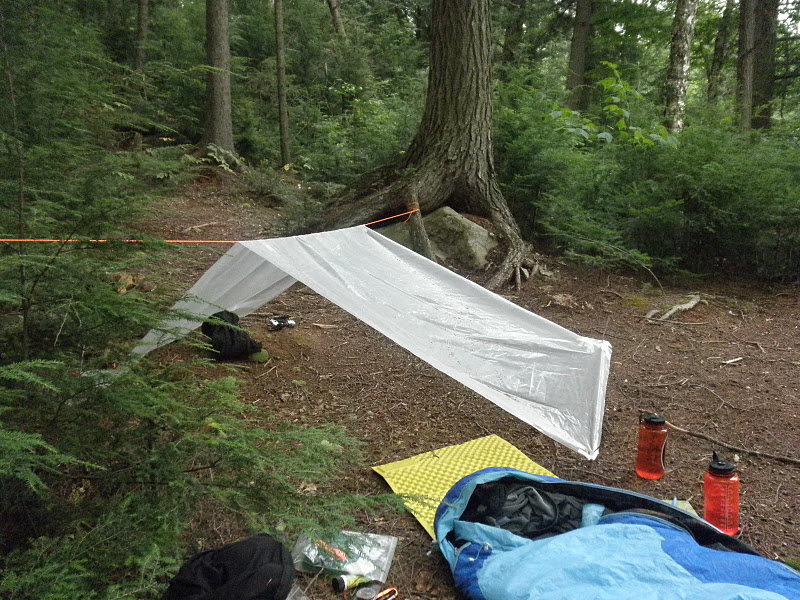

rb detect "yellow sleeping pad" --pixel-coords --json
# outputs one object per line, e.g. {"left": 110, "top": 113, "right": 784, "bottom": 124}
{"left": 373, "top": 435, "right": 555, "bottom": 538}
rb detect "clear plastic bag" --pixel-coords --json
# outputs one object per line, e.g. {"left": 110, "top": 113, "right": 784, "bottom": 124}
{"left": 292, "top": 531, "right": 397, "bottom": 582}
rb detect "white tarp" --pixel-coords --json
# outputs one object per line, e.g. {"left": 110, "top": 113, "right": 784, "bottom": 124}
{"left": 136, "top": 226, "right": 612, "bottom": 459}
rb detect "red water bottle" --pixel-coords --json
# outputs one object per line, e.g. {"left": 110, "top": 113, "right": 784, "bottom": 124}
{"left": 635, "top": 413, "right": 668, "bottom": 479}
{"left": 703, "top": 450, "right": 739, "bottom": 536}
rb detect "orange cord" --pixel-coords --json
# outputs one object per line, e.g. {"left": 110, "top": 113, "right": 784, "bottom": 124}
{"left": 0, "top": 239, "right": 236, "bottom": 244}
{"left": 364, "top": 207, "right": 419, "bottom": 227}
{"left": 1, "top": 208, "right": 422, "bottom": 244}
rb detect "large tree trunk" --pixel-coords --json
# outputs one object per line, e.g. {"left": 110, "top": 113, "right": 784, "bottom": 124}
{"left": 565, "top": 0, "right": 593, "bottom": 112}
{"left": 275, "top": 0, "right": 290, "bottom": 166}
{"left": 751, "top": 0, "right": 779, "bottom": 129}
{"left": 134, "top": 0, "right": 149, "bottom": 71}
{"left": 736, "top": 0, "right": 755, "bottom": 130}
{"left": 200, "top": 0, "right": 234, "bottom": 154}
{"left": 319, "top": 0, "right": 528, "bottom": 288}
{"left": 663, "top": 0, "right": 698, "bottom": 133}
{"left": 707, "top": 0, "right": 735, "bottom": 103}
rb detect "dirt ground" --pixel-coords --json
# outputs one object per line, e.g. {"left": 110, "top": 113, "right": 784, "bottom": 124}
{"left": 139, "top": 177, "right": 800, "bottom": 599}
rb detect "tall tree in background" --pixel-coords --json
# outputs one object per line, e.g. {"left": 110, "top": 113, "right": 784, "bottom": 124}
{"left": 737, "top": 0, "right": 755, "bottom": 129}
{"left": 134, "top": 0, "right": 149, "bottom": 71}
{"left": 663, "top": 0, "right": 699, "bottom": 132}
{"left": 201, "top": 0, "right": 234, "bottom": 153}
{"left": 326, "top": 0, "right": 347, "bottom": 39}
{"left": 707, "top": 0, "right": 736, "bottom": 102}
{"left": 501, "top": 0, "right": 526, "bottom": 67}
{"left": 321, "top": 0, "right": 530, "bottom": 288}
{"left": 751, "top": 0, "right": 780, "bottom": 128}
{"left": 275, "top": 0, "right": 290, "bottom": 166}
{"left": 565, "top": 0, "right": 593, "bottom": 111}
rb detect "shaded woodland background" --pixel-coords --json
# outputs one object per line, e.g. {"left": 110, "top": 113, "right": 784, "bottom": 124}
{"left": 1, "top": 0, "right": 799, "bottom": 597}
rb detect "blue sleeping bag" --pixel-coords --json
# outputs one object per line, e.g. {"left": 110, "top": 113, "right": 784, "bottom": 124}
{"left": 434, "top": 468, "right": 800, "bottom": 600}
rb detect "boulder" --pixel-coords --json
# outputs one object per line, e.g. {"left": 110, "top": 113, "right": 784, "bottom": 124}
{"left": 378, "top": 207, "right": 497, "bottom": 270}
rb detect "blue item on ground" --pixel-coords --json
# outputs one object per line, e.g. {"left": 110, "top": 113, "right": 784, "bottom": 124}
{"left": 434, "top": 468, "right": 800, "bottom": 600}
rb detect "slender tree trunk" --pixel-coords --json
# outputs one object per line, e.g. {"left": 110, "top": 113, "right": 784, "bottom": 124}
{"left": 134, "top": 0, "right": 149, "bottom": 71}
{"left": 414, "top": 2, "right": 429, "bottom": 41}
{"left": 737, "top": 0, "right": 755, "bottom": 130}
{"left": 500, "top": 0, "right": 526, "bottom": 66}
{"left": 320, "top": 0, "right": 528, "bottom": 288}
{"left": 201, "top": 0, "right": 234, "bottom": 153}
{"left": 0, "top": 19, "right": 30, "bottom": 358}
{"left": 663, "top": 0, "right": 698, "bottom": 133}
{"left": 275, "top": 0, "right": 290, "bottom": 166}
{"left": 326, "top": 0, "right": 347, "bottom": 39}
{"left": 707, "top": 0, "right": 735, "bottom": 102}
{"left": 565, "top": 0, "right": 593, "bottom": 111}
{"left": 751, "top": 0, "right": 780, "bottom": 129}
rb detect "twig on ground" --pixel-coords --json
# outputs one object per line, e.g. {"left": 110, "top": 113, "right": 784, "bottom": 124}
{"left": 592, "top": 328, "right": 636, "bottom": 341}
{"left": 255, "top": 364, "right": 277, "bottom": 379}
{"left": 563, "top": 467, "right": 618, "bottom": 483}
{"left": 641, "top": 316, "right": 710, "bottom": 326}
{"left": 690, "top": 383, "right": 738, "bottom": 411}
{"left": 596, "top": 289, "right": 624, "bottom": 299}
{"left": 665, "top": 421, "right": 800, "bottom": 467}
{"left": 181, "top": 221, "right": 220, "bottom": 233}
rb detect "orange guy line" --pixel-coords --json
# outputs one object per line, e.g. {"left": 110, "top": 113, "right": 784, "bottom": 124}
{"left": 364, "top": 207, "right": 419, "bottom": 227}
{"left": 1, "top": 208, "right": 422, "bottom": 244}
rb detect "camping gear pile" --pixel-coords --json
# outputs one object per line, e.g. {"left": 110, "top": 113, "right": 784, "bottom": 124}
{"left": 142, "top": 229, "right": 798, "bottom": 599}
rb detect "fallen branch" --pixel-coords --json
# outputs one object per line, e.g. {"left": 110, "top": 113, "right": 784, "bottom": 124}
{"left": 665, "top": 421, "right": 800, "bottom": 467}
{"left": 640, "top": 316, "right": 710, "bottom": 326}
{"left": 596, "top": 288, "right": 624, "bottom": 299}
{"left": 660, "top": 294, "right": 701, "bottom": 320}
{"left": 181, "top": 221, "right": 220, "bottom": 234}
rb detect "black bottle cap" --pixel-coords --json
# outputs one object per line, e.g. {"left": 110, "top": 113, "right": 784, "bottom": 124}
{"left": 643, "top": 413, "right": 665, "bottom": 426}
{"left": 709, "top": 450, "right": 735, "bottom": 475}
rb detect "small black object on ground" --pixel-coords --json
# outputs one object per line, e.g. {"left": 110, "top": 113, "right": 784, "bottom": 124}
{"left": 201, "top": 310, "right": 262, "bottom": 360}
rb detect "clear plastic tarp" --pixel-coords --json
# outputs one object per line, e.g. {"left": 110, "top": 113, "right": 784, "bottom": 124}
{"left": 135, "top": 226, "right": 612, "bottom": 459}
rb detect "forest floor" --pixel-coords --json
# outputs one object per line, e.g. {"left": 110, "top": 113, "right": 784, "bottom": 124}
{"left": 139, "top": 175, "right": 800, "bottom": 600}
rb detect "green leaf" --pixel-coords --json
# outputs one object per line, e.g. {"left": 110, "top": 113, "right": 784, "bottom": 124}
{"left": 567, "top": 128, "right": 590, "bottom": 139}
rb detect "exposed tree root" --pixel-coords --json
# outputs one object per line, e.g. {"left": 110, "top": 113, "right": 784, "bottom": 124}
{"left": 316, "top": 164, "right": 530, "bottom": 290}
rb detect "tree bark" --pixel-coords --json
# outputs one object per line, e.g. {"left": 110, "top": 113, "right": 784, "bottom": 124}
{"left": 565, "top": 0, "right": 593, "bottom": 111}
{"left": 200, "top": 0, "right": 234, "bottom": 154}
{"left": 663, "top": 0, "right": 699, "bottom": 133}
{"left": 326, "top": 0, "right": 347, "bottom": 40}
{"left": 275, "top": 0, "right": 290, "bottom": 166}
{"left": 736, "top": 0, "right": 755, "bottom": 130}
{"left": 319, "top": 0, "right": 528, "bottom": 288}
{"left": 751, "top": 0, "right": 780, "bottom": 129}
{"left": 707, "top": 0, "right": 735, "bottom": 103}
{"left": 134, "top": 0, "right": 149, "bottom": 71}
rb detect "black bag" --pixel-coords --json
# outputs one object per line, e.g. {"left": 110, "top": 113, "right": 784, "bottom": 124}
{"left": 201, "top": 310, "right": 262, "bottom": 360}
{"left": 161, "top": 534, "right": 295, "bottom": 600}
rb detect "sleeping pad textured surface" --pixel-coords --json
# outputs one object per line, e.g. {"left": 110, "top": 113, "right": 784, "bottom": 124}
{"left": 434, "top": 468, "right": 800, "bottom": 600}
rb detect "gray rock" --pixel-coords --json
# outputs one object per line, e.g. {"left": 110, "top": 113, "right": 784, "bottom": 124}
{"left": 377, "top": 206, "right": 496, "bottom": 270}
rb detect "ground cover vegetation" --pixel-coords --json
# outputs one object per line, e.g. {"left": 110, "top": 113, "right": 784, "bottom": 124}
{"left": 1, "top": 0, "right": 799, "bottom": 597}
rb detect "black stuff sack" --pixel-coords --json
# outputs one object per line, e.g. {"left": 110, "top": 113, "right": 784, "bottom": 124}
{"left": 200, "top": 310, "right": 262, "bottom": 360}
{"left": 161, "top": 533, "right": 295, "bottom": 600}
